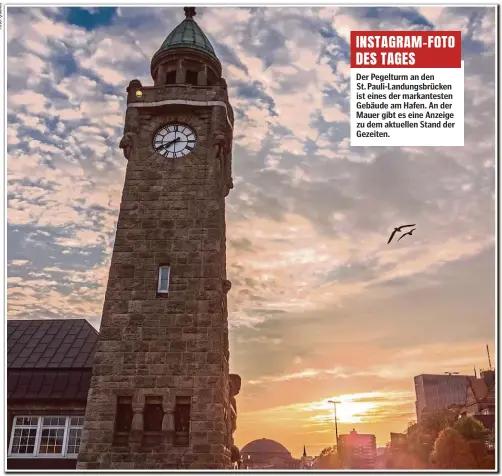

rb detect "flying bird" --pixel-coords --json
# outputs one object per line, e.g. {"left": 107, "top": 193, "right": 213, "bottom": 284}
{"left": 387, "top": 224, "right": 416, "bottom": 244}
{"left": 398, "top": 228, "right": 416, "bottom": 241}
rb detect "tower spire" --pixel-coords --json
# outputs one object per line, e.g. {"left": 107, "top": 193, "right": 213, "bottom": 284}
{"left": 184, "top": 6, "right": 196, "bottom": 19}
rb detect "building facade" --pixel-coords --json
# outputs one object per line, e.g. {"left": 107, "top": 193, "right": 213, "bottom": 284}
{"left": 414, "top": 373, "right": 469, "bottom": 421}
{"left": 462, "top": 370, "right": 496, "bottom": 432}
{"left": 338, "top": 429, "right": 377, "bottom": 469}
{"left": 77, "top": 7, "right": 240, "bottom": 469}
{"left": 7, "top": 319, "right": 98, "bottom": 470}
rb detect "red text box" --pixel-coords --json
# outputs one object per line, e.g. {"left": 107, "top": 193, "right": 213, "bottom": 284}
{"left": 350, "top": 31, "right": 462, "bottom": 68}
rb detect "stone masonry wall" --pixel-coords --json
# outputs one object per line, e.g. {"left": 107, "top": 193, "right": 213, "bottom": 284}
{"left": 77, "top": 100, "right": 233, "bottom": 469}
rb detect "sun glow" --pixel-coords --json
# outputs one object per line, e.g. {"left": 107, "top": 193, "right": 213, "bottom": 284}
{"left": 240, "top": 391, "right": 413, "bottom": 430}
{"left": 305, "top": 393, "right": 380, "bottom": 424}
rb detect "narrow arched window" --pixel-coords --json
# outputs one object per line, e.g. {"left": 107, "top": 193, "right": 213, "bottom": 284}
{"left": 166, "top": 71, "right": 176, "bottom": 85}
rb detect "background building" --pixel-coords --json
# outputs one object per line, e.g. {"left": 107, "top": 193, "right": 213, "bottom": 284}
{"left": 300, "top": 445, "right": 314, "bottom": 469}
{"left": 414, "top": 374, "right": 469, "bottom": 421}
{"left": 338, "top": 429, "right": 377, "bottom": 469}
{"left": 240, "top": 438, "right": 301, "bottom": 469}
{"left": 7, "top": 319, "right": 98, "bottom": 470}
{"left": 462, "top": 369, "right": 496, "bottom": 432}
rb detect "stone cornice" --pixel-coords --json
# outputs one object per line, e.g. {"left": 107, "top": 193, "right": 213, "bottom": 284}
{"left": 127, "top": 99, "right": 233, "bottom": 130}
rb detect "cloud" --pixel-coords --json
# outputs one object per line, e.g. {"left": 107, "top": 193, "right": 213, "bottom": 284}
{"left": 248, "top": 367, "right": 348, "bottom": 385}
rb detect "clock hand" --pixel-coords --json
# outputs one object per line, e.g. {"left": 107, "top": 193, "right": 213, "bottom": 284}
{"left": 156, "top": 137, "right": 181, "bottom": 152}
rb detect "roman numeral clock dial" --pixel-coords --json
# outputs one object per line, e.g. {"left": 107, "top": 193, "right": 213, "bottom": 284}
{"left": 153, "top": 124, "right": 197, "bottom": 159}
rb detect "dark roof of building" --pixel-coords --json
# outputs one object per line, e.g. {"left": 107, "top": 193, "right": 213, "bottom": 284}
{"left": 8, "top": 369, "right": 92, "bottom": 400}
{"left": 415, "top": 373, "right": 470, "bottom": 381}
{"left": 241, "top": 438, "right": 292, "bottom": 457}
{"left": 467, "top": 376, "right": 495, "bottom": 405}
{"left": 7, "top": 319, "right": 98, "bottom": 369}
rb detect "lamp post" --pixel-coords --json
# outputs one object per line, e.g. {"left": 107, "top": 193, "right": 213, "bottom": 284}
{"left": 328, "top": 400, "right": 341, "bottom": 447}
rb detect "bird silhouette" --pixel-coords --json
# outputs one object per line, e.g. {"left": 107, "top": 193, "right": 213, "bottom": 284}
{"left": 387, "top": 224, "right": 416, "bottom": 244}
{"left": 398, "top": 228, "right": 416, "bottom": 241}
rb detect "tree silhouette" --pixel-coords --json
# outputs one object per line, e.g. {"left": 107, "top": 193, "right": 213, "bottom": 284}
{"left": 316, "top": 446, "right": 343, "bottom": 469}
{"left": 453, "top": 416, "right": 489, "bottom": 442}
{"left": 432, "top": 428, "right": 476, "bottom": 469}
{"left": 453, "top": 417, "right": 494, "bottom": 469}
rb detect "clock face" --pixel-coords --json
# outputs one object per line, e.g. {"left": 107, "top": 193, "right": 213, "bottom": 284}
{"left": 153, "top": 124, "right": 197, "bottom": 158}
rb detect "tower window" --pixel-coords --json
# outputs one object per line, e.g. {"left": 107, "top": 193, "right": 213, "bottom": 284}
{"left": 115, "top": 396, "right": 133, "bottom": 433}
{"left": 144, "top": 396, "right": 163, "bottom": 432}
{"left": 185, "top": 70, "right": 199, "bottom": 86}
{"left": 166, "top": 71, "right": 177, "bottom": 85}
{"left": 207, "top": 70, "right": 217, "bottom": 86}
{"left": 173, "top": 396, "right": 191, "bottom": 446}
{"left": 157, "top": 266, "right": 170, "bottom": 293}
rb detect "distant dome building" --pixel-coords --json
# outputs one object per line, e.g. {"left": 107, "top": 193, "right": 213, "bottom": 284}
{"left": 241, "top": 438, "right": 300, "bottom": 469}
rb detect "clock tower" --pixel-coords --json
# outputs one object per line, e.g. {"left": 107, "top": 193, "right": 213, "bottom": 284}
{"left": 77, "top": 7, "right": 240, "bottom": 469}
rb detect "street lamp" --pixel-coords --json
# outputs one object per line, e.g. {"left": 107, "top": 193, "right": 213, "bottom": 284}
{"left": 328, "top": 400, "right": 341, "bottom": 447}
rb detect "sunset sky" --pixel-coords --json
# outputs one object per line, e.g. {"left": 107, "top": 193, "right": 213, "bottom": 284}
{"left": 7, "top": 5, "right": 496, "bottom": 456}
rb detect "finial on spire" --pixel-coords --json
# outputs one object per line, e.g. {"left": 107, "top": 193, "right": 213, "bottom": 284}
{"left": 184, "top": 7, "right": 196, "bottom": 19}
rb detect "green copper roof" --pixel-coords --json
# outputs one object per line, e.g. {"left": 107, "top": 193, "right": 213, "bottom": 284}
{"left": 158, "top": 15, "right": 217, "bottom": 59}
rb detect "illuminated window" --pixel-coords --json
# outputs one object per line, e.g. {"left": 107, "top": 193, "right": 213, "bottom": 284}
{"left": 38, "top": 417, "right": 66, "bottom": 455}
{"left": 8, "top": 416, "right": 84, "bottom": 458}
{"left": 158, "top": 266, "right": 170, "bottom": 293}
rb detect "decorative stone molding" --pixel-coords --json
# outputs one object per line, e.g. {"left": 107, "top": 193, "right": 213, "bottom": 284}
{"left": 223, "top": 139, "right": 233, "bottom": 196}
{"left": 126, "top": 100, "right": 233, "bottom": 129}
{"left": 229, "top": 374, "right": 241, "bottom": 397}
{"left": 176, "top": 59, "right": 186, "bottom": 84}
{"left": 213, "top": 133, "right": 233, "bottom": 196}
{"left": 162, "top": 402, "right": 174, "bottom": 433}
{"left": 229, "top": 373, "right": 240, "bottom": 437}
{"left": 222, "top": 279, "right": 232, "bottom": 294}
{"left": 126, "top": 79, "right": 143, "bottom": 104}
{"left": 131, "top": 405, "right": 144, "bottom": 432}
{"left": 119, "top": 132, "right": 138, "bottom": 161}
{"left": 127, "top": 79, "right": 143, "bottom": 91}
{"left": 224, "top": 179, "right": 234, "bottom": 197}
{"left": 214, "top": 133, "right": 226, "bottom": 160}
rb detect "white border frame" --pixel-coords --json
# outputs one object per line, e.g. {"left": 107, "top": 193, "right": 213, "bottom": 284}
{"left": 2, "top": 3, "right": 498, "bottom": 474}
